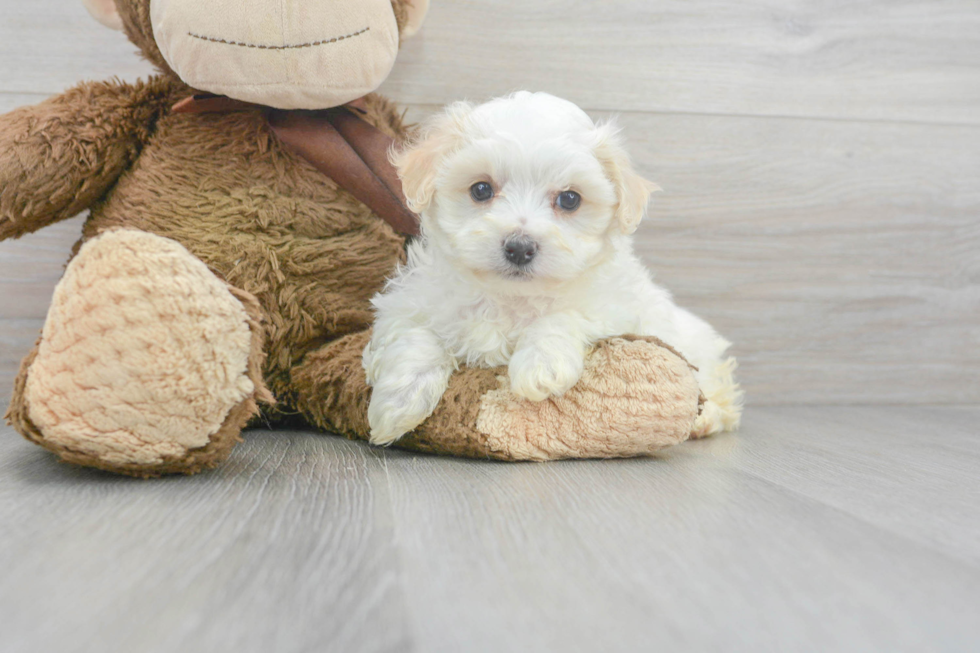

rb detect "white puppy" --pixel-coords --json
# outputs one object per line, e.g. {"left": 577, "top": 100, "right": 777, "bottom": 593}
{"left": 363, "top": 92, "right": 742, "bottom": 445}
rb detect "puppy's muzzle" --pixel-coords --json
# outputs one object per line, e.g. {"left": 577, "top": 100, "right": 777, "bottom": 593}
{"left": 503, "top": 235, "right": 538, "bottom": 268}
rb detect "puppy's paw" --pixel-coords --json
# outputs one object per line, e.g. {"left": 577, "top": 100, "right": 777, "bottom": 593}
{"left": 508, "top": 344, "right": 585, "bottom": 402}
{"left": 367, "top": 366, "right": 450, "bottom": 446}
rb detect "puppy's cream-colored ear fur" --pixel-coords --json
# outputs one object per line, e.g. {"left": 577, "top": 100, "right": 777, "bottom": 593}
{"left": 401, "top": 0, "right": 430, "bottom": 38}
{"left": 82, "top": 0, "right": 123, "bottom": 30}
{"left": 594, "top": 123, "right": 660, "bottom": 234}
{"left": 391, "top": 101, "right": 472, "bottom": 214}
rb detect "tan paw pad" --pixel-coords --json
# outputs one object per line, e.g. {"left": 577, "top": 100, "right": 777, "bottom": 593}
{"left": 24, "top": 229, "right": 256, "bottom": 466}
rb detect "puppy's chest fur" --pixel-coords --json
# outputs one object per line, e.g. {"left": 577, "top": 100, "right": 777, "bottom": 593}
{"left": 439, "top": 293, "right": 556, "bottom": 367}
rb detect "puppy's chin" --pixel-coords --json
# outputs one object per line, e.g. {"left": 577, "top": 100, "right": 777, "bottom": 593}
{"left": 500, "top": 268, "right": 535, "bottom": 282}
{"left": 443, "top": 243, "right": 610, "bottom": 294}
{"left": 449, "top": 261, "right": 530, "bottom": 285}
{"left": 462, "top": 264, "right": 581, "bottom": 297}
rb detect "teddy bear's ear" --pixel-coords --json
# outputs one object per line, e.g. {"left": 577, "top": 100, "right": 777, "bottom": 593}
{"left": 82, "top": 0, "right": 124, "bottom": 30}
{"left": 593, "top": 121, "right": 661, "bottom": 235}
{"left": 401, "top": 0, "right": 430, "bottom": 38}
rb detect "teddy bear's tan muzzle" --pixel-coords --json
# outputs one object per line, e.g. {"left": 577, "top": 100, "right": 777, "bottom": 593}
{"left": 150, "top": 0, "right": 400, "bottom": 109}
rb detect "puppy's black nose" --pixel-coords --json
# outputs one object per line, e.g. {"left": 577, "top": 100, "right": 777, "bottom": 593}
{"left": 503, "top": 237, "right": 538, "bottom": 267}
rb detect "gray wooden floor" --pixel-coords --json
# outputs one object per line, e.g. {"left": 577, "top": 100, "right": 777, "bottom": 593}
{"left": 2, "top": 1, "right": 979, "bottom": 651}
{"left": 2, "top": 406, "right": 978, "bottom": 652}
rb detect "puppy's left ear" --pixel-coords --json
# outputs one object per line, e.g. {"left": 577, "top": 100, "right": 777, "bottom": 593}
{"left": 594, "top": 123, "right": 661, "bottom": 234}
{"left": 391, "top": 101, "right": 472, "bottom": 214}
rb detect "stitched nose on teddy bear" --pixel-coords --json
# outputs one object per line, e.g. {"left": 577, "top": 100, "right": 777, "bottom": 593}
{"left": 150, "top": 0, "right": 401, "bottom": 109}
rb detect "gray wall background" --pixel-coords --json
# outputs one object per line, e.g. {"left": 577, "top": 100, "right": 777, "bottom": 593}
{"left": 1, "top": 0, "right": 978, "bottom": 405}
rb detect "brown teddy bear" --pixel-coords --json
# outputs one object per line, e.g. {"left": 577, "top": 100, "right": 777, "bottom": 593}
{"left": 0, "top": 0, "right": 703, "bottom": 477}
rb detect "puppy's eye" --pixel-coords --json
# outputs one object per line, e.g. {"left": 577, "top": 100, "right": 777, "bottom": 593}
{"left": 556, "top": 190, "right": 581, "bottom": 212}
{"left": 470, "top": 182, "right": 494, "bottom": 202}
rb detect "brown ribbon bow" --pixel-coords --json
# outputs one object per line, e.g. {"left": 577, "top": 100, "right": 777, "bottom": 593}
{"left": 172, "top": 94, "right": 421, "bottom": 237}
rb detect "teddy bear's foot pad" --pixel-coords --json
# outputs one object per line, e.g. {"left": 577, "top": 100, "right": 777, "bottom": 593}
{"left": 14, "top": 229, "right": 264, "bottom": 475}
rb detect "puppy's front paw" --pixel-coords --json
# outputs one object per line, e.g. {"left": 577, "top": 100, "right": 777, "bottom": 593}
{"left": 367, "top": 366, "right": 450, "bottom": 446}
{"left": 508, "top": 344, "right": 585, "bottom": 402}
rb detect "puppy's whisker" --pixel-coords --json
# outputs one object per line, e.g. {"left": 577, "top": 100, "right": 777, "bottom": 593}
{"left": 547, "top": 224, "right": 575, "bottom": 254}
{"left": 481, "top": 213, "right": 507, "bottom": 228}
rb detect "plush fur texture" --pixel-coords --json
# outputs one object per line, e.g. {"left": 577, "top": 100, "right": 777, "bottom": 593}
{"left": 24, "top": 229, "right": 260, "bottom": 466}
{"left": 365, "top": 93, "right": 742, "bottom": 444}
{"left": 12, "top": 229, "right": 274, "bottom": 475}
{"left": 2, "top": 0, "right": 705, "bottom": 475}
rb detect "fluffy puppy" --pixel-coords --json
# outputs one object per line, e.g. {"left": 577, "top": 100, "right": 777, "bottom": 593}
{"left": 363, "top": 91, "right": 742, "bottom": 445}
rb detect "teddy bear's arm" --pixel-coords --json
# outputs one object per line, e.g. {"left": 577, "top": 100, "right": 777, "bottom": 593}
{"left": 0, "top": 77, "right": 174, "bottom": 241}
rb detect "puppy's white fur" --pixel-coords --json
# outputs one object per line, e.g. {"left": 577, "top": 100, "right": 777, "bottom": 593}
{"left": 363, "top": 92, "right": 742, "bottom": 444}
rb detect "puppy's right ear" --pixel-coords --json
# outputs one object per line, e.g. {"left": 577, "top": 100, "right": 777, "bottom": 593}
{"left": 391, "top": 102, "right": 472, "bottom": 214}
{"left": 82, "top": 0, "right": 124, "bottom": 30}
{"left": 593, "top": 122, "right": 661, "bottom": 234}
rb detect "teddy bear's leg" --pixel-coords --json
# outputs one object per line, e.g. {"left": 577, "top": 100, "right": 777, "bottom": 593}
{"left": 5, "top": 229, "right": 273, "bottom": 477}
{"left": 289, "top": 331, "right": 374, "bottom": 440}
{"left": 290, "top": 332, "right": 701, "bottom": 461}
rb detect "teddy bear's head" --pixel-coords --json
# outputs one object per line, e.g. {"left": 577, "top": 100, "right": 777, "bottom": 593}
{"left": 81, "top": 0, "right": 428, "bottom": 109}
